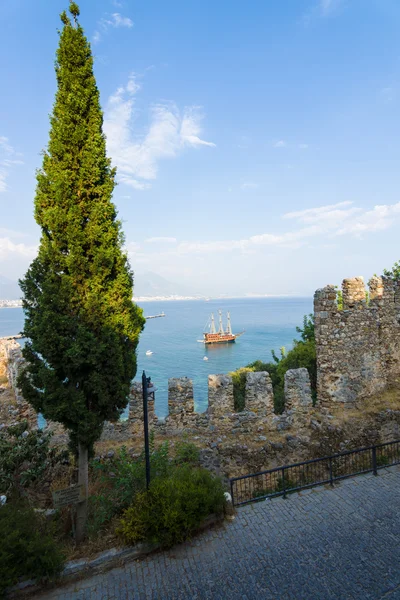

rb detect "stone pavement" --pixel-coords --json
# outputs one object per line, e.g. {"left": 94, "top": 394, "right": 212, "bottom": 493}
{"left": 37, "top": 466, "right": 400, "bottom": 600}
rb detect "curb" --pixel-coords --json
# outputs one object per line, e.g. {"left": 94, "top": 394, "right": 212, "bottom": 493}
{"left": 7, "top": 514, "right": 226, "bottom": 598}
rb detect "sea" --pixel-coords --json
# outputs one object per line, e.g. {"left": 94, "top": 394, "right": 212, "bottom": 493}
{"left": 0, "top": 297, "right": 313, "bottom": 418}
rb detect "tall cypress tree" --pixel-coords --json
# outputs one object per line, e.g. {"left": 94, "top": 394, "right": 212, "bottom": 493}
{"left": 18, "top": 2, "right": 145, "bottom": 540}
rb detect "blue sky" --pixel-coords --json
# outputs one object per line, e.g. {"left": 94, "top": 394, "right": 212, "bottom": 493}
{"left": 1, "top": 0, "right": 400, "bottom": 296}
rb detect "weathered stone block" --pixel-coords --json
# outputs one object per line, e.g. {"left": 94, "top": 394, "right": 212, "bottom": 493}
{"left": 167, "top": 377, "right": 194, "bottom": 425}
{"left": 245, "top": 371, "right": 274, "bottom": 416}
{"left": 342, "top": 277, "right": 366, "bottom": 309}
{"left": 208, "top": 374, "right": 234, "bottom": 417}
{"left": 284, "top": 368, "right": 312, "bottom": 411}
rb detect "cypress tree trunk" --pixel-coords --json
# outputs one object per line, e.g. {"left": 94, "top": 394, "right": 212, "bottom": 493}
{"left": 18, "top": 2, "right": 145, "bottom": 541}
{"left": 76, "top": 442, "right": 88, "bottom": 543}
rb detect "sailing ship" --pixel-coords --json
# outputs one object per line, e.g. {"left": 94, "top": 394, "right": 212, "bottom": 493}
{"left": 201, "top": 311, "right": 245, "bottom": 345}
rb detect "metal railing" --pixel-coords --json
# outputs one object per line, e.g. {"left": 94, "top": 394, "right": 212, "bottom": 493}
{"left": 230, "top": 439, "right": 400, "bottom": 507}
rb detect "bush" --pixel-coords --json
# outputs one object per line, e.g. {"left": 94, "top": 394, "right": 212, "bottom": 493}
{"left": 88, "top": 438, "right": 172, "bottom": 537}
{"left": 230, "top": 367, "right": 254, "bottom": 411}
{"left": 234, "top": 314, "right": 317, "bottom": 413}
{"left": 173, "top": 441, "right": 200, "bottom": 465}
{"left": 117, "top": 465, "right": 225, "bottom": 548}
{"left": 0, "top": 422, "right": 55, "bottom": 495}
{"left": 0, "top": 502, "right": 64, "bottom": 594}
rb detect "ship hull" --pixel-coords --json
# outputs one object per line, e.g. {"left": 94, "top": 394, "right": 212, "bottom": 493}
{"left": 204, "top": 338, "right": 236, "bottom": 345}
{"left": 203, "top": 333, "right": 237, "bottom": 344}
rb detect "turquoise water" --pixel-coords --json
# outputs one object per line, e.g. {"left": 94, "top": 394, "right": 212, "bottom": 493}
{"left": 0, "top": 297, "right": 312, "bottom": 417}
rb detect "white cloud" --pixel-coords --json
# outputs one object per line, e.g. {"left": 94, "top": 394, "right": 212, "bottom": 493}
{"left": 319, "top": 0, "right": 343, "bottom": 16}
{"left": 104, "top": 74, "right": 215, "bottom": 190}
{"left": 145, "top": 237, "right": 177, "bottom": 244}
{"left": 150, "top": 200, "right": 400, "bottom": 257}
{"left": 336, "top": 202, "right": 400, "bottom": 236}
{"left": 0, "top": 237, "right": 37, "bottom": 260}
{"left": 381, "top": 87, "right": 395, "bottom": 104}
{"left": 274, "top": 140, "right": 286, "bottom": 148}
{"left": 299, "top": 143, "right": 309, "bottom": 149}
{"left": 0, "top": 136, "right": 23, "bottom": 193}
{"left": 93, "top": 12, "right": 133, "bottom": 44}
{"left": 283, "top": 201, "right": 359, "bottom": 225}
{"left": 303, "top": 0, "right": 343, "bottom": 24}
{"left": 240, "top": 182, "right": 259, "bottom": 190}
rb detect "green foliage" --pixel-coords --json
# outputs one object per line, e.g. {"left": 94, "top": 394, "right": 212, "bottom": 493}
{"left": 0, "top": 423, "right": 55, "bottom": 495}
{"left": 18, "top": 3, "right": 145, "bottom": 454}
{"left": 117, "top": 465, "right": 225, "bottom": 548}
{"left": 296, "top": 314, "right": 315, "bottom": 342}
{"left": 173, "top": 441, "right": 200, "bottom": 465}
{"left": 230, "top": 367, "right": 254, "bottom": 411}
{"left": 383, "top": 260, "right": 400, "bottom": 281}
{"left": 244, "top": 314, "right": 317, "bottom": 413}
{"left": 88, "top": 439, "right": 203, "bottom": 537}
{"left": 0, "top": 502, "right": 64, "bottom": 594}
{"left": 334, "top": 286, "right": 344, "bottom": 310}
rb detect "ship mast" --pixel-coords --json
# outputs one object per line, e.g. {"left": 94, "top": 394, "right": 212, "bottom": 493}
{"left": 210, "top": 313, "right": 216, "bottom": 334}
{"left": 226, "top": 311, "right": 232, "bottom": 335}
{"left": 218, "top": 310, "right": 224, "bottom": 334}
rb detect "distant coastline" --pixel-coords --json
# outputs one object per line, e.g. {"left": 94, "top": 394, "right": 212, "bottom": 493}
{"left": 0, "top": 301, "right": 22, "bottom": 309}
{"left": 133, "top": 294, "right": 302, "bottom": 302}
{"left": 0, "top": 294, "right": 307, "bottom": 307}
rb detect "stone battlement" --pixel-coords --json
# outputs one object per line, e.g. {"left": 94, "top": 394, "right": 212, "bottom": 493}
{"left": 314, "top": 276, "right": 400, "bottom": 407}
{"left": 0, "top": 337, "right": 313, "bottom": 441}
{"left": 2, "top": 273, "right": 400, "bottom": 445}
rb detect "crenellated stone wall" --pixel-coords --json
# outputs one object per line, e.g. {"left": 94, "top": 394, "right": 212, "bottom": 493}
{"left": 2, "top": 272, "right": 400, "bottom": 452}
{"left": 314, "top": 276, "right": 400, "bottom": 409}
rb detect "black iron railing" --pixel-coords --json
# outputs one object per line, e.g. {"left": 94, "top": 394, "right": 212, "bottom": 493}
{"left": 230, "top": 439, "right": 400, "bottom": 507}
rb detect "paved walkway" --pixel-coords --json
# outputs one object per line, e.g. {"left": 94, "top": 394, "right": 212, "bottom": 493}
{"left": 38, "top": 466, "right": 400, "bottom": 600}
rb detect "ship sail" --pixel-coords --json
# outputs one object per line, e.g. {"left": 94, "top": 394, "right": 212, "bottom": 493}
{"left": 210, "top": 313, "right": 216, "bottom": 334}
{"left": 218, "top": 310, "right": 224, "bottom": 334}
{"left": 226, "top": 311, "right": 232, "bottom": 335}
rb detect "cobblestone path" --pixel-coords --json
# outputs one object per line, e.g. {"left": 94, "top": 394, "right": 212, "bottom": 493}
{"left": 38, "top": 466, "right": 400, "bottom": 600}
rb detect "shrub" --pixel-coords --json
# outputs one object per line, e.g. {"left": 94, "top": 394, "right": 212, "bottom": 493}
{"left": 88, "top": 438, "right": 170, "bottom": 537}
{"left": 0, "top": 502, "right": 64, "bottom": 594}
{"left": 230, "top": 367, "right": 254, "bottom": 411}
{"left": 117, "top": 465, "right": 225, "bottom": 548}
{"left": 0, "top": 422, "right": 55, "bottom": 495}
{"left": 173, "top": 441, "right": 200, "bottom": 466}
{"left": 235, "top": 314, "right": 317, "bottom": 413}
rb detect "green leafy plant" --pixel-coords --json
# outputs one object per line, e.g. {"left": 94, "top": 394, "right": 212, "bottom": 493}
{"left": 18, "top": 1, "right": 145, "bottom": 541}
{"left": 117, "top": 465, "right": 225, "bottom": 548}
{"left": 0, "top": 423, "right": 55, "bottom": 495}
{"left": 0, "top": 502, "right": 65, "bottom": 594}
{"left": 233, "top": 313, "right": 317, "bottom": 414}
{"left": 230, "top": 367, "right": 254, "bottom": 411}
{"left": 88, "top": 436, "right": 171, "bottom": 537}
{"left": 334, "top": 286, "right": 344, "bottom": 310}
{"left": 383, "top": 260, "right": 400, "bottom": 281}
{"left": 173, "top": 441, "right": 200, "bottom": 466}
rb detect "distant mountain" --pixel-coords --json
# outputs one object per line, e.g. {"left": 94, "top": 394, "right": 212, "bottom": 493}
{"left": 0, "top": 272, "right": 195, "bottom": 300}
{"left": 0, "top": 276, "right": 22, "bottom": 300}
{"left": 133, "top": 272, "right": 196, "bottom": 297}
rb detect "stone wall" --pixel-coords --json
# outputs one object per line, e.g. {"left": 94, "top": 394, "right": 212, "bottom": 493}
{"left": 0, "top": 337, "right": 314, "bottom": 442}
{"left": 0, "top": 339, "right": 37, "bottom": 427}
{"left": 314, "top": 276, "right": 400, "bottom": 408}
{"left": 2, "top": 272, "right": 400, "bottom": 450}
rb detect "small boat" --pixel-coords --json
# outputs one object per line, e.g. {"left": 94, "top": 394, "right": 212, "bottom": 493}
{"left": 145, "top": 350, "right": 153, "bottom": 356}
{"left": 203, "top": 356, "right": 209, "bottom": 361}
{"left": 200, "top": 311, "right": 245, "bottom": 345}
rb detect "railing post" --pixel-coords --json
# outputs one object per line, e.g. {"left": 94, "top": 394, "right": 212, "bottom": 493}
{"left": 329, "top": 457, "right": 334, "bottom": 486}
{"left": 230, "top": 479, "right": 235, "bottom": 507}
{"left": 142, "top": 370, "right": 151, "bottom": 489}
{"left": 282, "top": 468, "right": 287, "bottom": 499}
{"left": 372, "top": 446, "right": 378, "bottom": 476}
